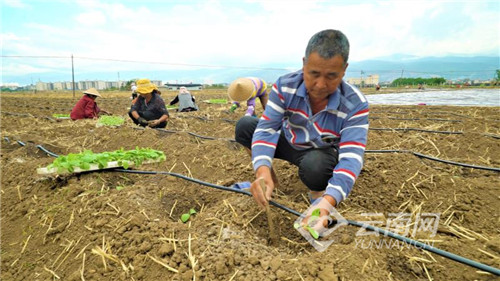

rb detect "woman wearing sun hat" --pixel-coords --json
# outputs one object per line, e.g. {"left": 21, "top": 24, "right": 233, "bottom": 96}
{"left": 169, "top": 86, "right": 198, "bottom": 112}
{"left": 128, "top": 78, "right": 169, "bottom": 128}
{"left": 228, "top": 77, "right": 268, "bottom": 117}
{"left": 70, "top": 88, "right": 109, "bottom": 120}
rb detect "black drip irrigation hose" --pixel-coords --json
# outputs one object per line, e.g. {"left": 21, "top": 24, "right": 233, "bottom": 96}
{"left": 370, "top": 128, "right": 463, "bottom": 135}
{"left": 365, "top": 150, "right": 500, "bottom": 172}
{"left": 371, "top": 117, "right": 462, "bottom": 123}
{"left": 483, "top": 133, "right": 500, "bottom": 140}
{"left": 412, "top": 152, "right": 500, "bottom": 172}
{"left": 3, "top": 141, "right": 498, "bottom": 275}
{"left": 36, "top": 145, "right": 60, "bottom": 158}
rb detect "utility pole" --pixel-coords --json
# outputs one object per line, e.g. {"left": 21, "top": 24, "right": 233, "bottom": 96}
{"left": 360, "top": 70, "right": 365, "bottom": 88}
{"left": 118, "top": 72, "right": 120, "bottom": 90}
{"left": 71, "top": 54, "right": 75, "bottom": 99}
{"left": 400, "top": 68, "right": 404, "bottom": 78}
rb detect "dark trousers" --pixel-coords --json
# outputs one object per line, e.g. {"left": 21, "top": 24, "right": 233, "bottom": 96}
{"left": 128, "top": 112, "right": 167, "bottom": 128}
{"left": 235, "top": 116, "right": 338, "bottom": 191}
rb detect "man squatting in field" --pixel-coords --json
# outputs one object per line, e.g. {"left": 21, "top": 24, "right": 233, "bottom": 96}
{"left": 235, "top": 29, "right": 369, "bottom": 223}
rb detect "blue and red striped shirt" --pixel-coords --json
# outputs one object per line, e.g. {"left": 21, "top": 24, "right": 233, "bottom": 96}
{"left": 251, "top": 70, "right": 369, "bottom": 205}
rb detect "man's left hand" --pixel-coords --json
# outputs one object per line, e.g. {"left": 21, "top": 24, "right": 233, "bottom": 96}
{"left": 300, "top": 196, "right": 337, "bottom": 235}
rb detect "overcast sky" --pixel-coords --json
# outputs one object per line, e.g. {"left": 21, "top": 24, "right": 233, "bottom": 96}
{"left": 2, "top": 0, "right": 499, "bottom": 84}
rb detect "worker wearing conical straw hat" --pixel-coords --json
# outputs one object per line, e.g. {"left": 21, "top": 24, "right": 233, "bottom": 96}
{"left": 70, "top": 88, "right": 110, "bottom": 120}
{"left": 227, "top": 77, "right": 269, "bottom": 117}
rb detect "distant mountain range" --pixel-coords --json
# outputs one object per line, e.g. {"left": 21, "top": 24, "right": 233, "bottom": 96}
{"left": 4, "top": 55, "right": 499, "bottom": 86}
{"left": 347, "top": 55, "right": 499, "bottom": 82}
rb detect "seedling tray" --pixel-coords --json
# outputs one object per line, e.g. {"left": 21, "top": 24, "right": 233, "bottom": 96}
{"left": 37, "top": 159, "right": 161, "bottom": 175}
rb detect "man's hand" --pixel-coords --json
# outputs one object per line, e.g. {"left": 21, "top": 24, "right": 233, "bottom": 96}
{"left": 300, "top": 196, "right": 337, "bottom": 232}
{"left": 137, "top": 117, "right": 149, "bottom": 126}
{"left": 148, "top": 119, "right": 160, "bottom": 127}
{"left": 250, "top": 166, "right": 274, "bottom": 209}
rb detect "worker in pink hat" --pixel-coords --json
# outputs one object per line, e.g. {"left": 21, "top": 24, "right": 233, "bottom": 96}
{"left": 228, "top": 77, "right": 268, "bottom": 117}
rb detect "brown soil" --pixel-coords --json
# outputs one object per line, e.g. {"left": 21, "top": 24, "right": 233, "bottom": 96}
{"left": 1, "top": 90, "right": 499, "bottom": 281}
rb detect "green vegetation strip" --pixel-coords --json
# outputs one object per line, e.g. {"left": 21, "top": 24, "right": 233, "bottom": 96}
{"left": 52, "top": 113, "right": 70, "bottom": 118}
{"left": 208, "top": 99, "right": 227, "bottom": 104}
{"left": 97, "top": 115, "right": 125, "bottom": 126}
{"left": 47, "top": 147, "right": 166, "bottom": 173}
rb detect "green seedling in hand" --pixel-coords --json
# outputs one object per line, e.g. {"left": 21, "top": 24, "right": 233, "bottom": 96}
{"left": 305, "top": 226, "right": 319, "bottom": 239}
{"left": 294, "top": 208, "right": 322, "bottom": 239}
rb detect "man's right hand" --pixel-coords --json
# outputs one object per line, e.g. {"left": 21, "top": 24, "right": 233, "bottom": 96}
{"left": 137, "top": 117, "right": 149, "bottom": 126}
{"left": 250, "top": 166, "right": 274, "bottom": 209}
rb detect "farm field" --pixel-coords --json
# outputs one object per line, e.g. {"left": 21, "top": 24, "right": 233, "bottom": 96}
{"left": 1, "top": 90, "right": 499, "bottom": 280}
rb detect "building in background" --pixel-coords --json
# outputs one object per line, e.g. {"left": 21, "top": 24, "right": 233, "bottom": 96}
{"left": 34, "top": 80, "right": 126, "bottom": 91}
{"left": 165, "top": 83, "right": 202, "bottom": 90}
{"left": 346, "top": 74, "right": 380, "bottom": 87}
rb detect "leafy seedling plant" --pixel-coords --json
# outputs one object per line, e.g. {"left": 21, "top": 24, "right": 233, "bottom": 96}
{"left": 180, "top": 208, "right": 197, "bottom": 223}
{"left": 97, "top": 115, "right": 125, "bottom": 126}
{"left": 294, "top": 208, "right": 321, "bottom": 239}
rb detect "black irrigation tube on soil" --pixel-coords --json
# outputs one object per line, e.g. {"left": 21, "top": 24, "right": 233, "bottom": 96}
{"left": 370, "top": 128, "right": 463, "bottom": 134}
{"left": 365, "top": 150, "right": 500, "bottom": 172}
{"left": 370, "top": 117, "right": 462, "bottom": 123}
{"left": 6, "top": 141, "right": 500, "bottom": 275}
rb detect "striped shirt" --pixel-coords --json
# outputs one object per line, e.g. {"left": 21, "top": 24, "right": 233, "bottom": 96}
{"left": 252, "top": 70, "right": 369, "bottom": 205}
{"left": 232, "top": 77, "right": 268, "bottom": 116}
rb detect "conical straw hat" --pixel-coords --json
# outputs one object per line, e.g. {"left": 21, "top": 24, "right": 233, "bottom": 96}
{"left": 83, "top": 88, "right": 101, "bottom": 97}
{"left": 228, "top": 78, "right": 254, "bottom": 102}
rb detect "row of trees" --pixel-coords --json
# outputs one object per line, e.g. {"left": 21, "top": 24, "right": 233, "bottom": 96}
{"left": 391, "top": 77, "right": 447, "bottom": 86}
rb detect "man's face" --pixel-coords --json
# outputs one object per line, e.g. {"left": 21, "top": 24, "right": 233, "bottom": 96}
{"left": 303, "top": 52, "right": 348, "bottom": 99}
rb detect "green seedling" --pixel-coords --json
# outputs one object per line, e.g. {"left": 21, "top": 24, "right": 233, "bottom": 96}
{"left": 167, "top": 105, "right": 178, "bottom": 109}
{"left": 97, "top": 115, "right": 124, "bottom": 126}
{"left": 46, "top": 147, "right": 166, "bottom": 173}
{"left": 305, "top": 226, "right": 319, "bottom": 239}
{"left": 294, "top": 208, "right": 322, "bottom": 239}
{"left": 116, "top": 186, "right": 124, "bottom": 191}
{"left": 208, "top": 99, "right": 227, "bottom": 104}
{"left": 180, "top": 208, "right": 197, "bottom": 223}
{"left": 52, "top": 113, "right": 70, "bottom": 118}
